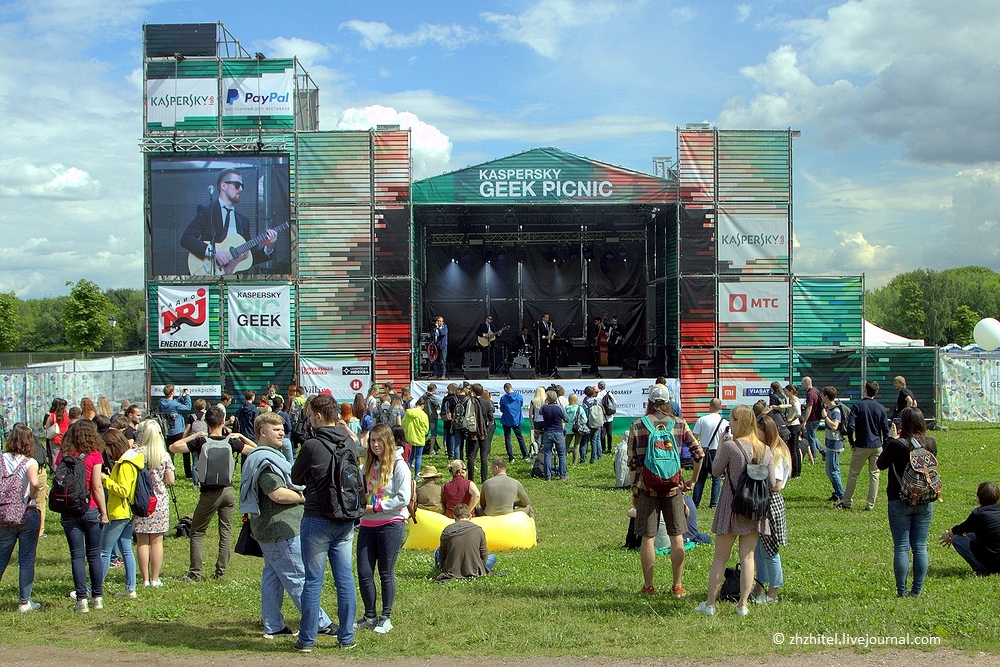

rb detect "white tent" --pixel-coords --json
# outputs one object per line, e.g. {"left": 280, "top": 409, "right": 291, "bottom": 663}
{"left": 864, "top": 320, "right": 924, "bottom": 347}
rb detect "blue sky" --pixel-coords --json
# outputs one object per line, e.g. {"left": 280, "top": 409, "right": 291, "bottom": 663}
{"left": 1, "top": 0, "right": 997, "bottom": 297}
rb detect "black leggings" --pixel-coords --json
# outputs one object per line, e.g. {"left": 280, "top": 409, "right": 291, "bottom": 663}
{"left": 356, "top": 521, "right": 405, "bottom": 619}
{"left": 788, "top": 424, "right": 803, "bottom": 478}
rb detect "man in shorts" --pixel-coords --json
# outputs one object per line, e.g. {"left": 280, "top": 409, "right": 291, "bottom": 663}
{"left": 627, "top": 385, "right": 702, "bottom": 598}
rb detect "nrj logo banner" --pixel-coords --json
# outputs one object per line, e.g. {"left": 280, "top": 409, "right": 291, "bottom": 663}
{"left": 222, "top": 68, "right": 294, "bottom": 118}
{"left": 227, "top": 285, "right": 291, "bottom": 350}
{"left": 718, "top": 281, "right": 789, "bottom": 323}
{"left": 158, "top": 286, "right": 211, "bottom": 349}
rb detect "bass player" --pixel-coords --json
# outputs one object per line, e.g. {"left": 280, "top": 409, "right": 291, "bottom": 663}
{"left": 180, "top": 168, "right": 277, "bottom": 275}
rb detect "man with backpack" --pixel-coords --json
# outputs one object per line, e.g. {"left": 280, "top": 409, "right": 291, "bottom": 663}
{"left": 421, "top": 385, "right": 441, "bottom": 456}
{"left": 627, "top": 386, "right": 703, "bottom": 598}
{"left": 596, "top": 382, "right": 616, "bottom": 455}
{"left": 821, "top": 387, "right": 848, "bottom": 507}
{"left": 169, "top": 407, "right": 256, "bottom": 582}
{"left": 290, "top": 393, "right": 364, "bottom": 651}
{"left": 236, "top": 390, "right": 260, "bottom": 443}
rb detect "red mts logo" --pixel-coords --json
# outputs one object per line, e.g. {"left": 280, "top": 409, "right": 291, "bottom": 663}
{"left": 162, "top": 288, "right": 208, "bottom": 334}
{"left": 729, "top": 293, "right": 780, "bottom": 312}
{"left": 350, "top": 379, "right": 363, "bottom": 391}
{"left": 721, "top": 386, "right": 737, "bottom": 401}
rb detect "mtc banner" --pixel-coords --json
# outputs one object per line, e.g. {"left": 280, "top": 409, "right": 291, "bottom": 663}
{"left": 228, "top": 285, "right": 291, "bottom": 350}
{"left": 718, "top": 280, "right": 790, "bottom": 324}
{"left": 299, "top": 357, "right": 372, "bottom": 399}
{"left": 410, "top": 378, "right": 681, "bottom": 420}
{"left": 157, "top": 286, "right": 211, "bottom": 349}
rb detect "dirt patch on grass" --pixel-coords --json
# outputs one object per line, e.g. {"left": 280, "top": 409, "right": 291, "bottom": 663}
{"left": 2, "top": 647, "right": 996, "bottom": 667}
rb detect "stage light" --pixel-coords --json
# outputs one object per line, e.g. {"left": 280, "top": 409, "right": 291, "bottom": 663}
{"left": 583, "top": 246, "right": 593, "bottom": 260}
{"left": 461, "top": 247, "right": 472, "bottom": 261}
{"left": 483, "top": 248, "right": 495, "bottom": 263}
{"left": 557, "top": 247, "right": 569, "bottom": 264}
{"left": 515, "top": 245, "right": 527, "bottom": 263}
{"left": 618, "top": 247, "right": 628, "bottom": 258}
{"left": 604, "top": 247, "right": 615, "bottom": 260}
{"left": 497, "top": 246, "right": 507, "bottom": 261}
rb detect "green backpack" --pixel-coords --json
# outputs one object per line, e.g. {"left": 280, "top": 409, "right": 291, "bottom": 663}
{"left": 640, "top": 416, "right": 683, "bottom": 492}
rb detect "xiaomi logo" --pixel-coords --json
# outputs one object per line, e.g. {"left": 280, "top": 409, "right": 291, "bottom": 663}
{"left": 721, "top": 385, "right": 737, "bottom": 401}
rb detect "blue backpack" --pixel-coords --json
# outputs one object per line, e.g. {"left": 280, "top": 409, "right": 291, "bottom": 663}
{"left": 127, "top": 460, "right": 157, "bottom": 518}
{"left": 640, "top": 416, "right": 683, "bottom": 492}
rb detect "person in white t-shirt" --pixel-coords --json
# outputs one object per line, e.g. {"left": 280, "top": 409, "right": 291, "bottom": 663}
{"left": 691, "top": 399, "right": 729, "bottom": 509}
{"left": 0, "top": 424, "right": 42, "bottom": 612}
{"left": 752, "top": 415, "right": 791, "bottom": 604}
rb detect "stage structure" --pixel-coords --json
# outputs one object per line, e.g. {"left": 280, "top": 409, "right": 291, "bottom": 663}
{"left": 142, "top": 23, "right": 415, "bottom": 406}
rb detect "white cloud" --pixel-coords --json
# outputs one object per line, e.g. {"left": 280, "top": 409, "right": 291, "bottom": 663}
{"left": 793, "top": 230, "right": 904, "bottom": 286}
{"left": 717, "top": 0, "right": 1000, "bottom": 165}
{"left": 670, "top": 7, "right": 696, "bottom": 23}
{"left": 482, "top": 0, "right": 620, "bottom": 59}
{"left": 736, "top": 4, "right": 751, "bottom": 23}
{"left": 264, "top": 36, "right": 331, "bottom": 65}
{"left": 340, "top": 20, "right": 481, "bottom": 51}
{"left": 336, "top": 105, "right": 453, "bottom": 179}
{"left": 0, "top": 160, "right": 102, "bottom": 199}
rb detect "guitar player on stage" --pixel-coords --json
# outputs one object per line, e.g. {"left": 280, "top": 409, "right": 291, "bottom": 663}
{"left": 180, "top": 168, "right": 277, "bottom": 275}
{"left": 536, "top": 313, "right": 555, "bottom": 376}
{"left": 476, "top": 315, "right": 502, "bottom": 374}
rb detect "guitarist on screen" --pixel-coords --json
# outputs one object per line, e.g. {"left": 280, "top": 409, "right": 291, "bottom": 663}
{"left": 180, "top": 168, "right": 278, "bottom": 275}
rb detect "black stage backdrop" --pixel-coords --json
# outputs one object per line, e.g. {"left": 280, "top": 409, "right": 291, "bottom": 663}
{"left": 423, "top": 245, "right": 646, "bottom": 371}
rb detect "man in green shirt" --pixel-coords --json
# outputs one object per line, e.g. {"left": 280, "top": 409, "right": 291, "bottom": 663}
{"left": 240, "top": 412, "right": 335, "bottom": 639}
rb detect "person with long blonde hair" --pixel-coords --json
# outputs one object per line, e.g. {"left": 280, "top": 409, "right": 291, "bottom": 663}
{"left": 132, "top": 420, "right": 175, "bottom": 587}
{"left": 356, "top": 423, "right": 411, "bottom": 635}
{"left": 528, "top": 386, "right": 547, "bottom": 458}
{"left": 97, "top": 397, "right": 113, "bottom": 419}
{"left": 751, "top": 415, "right": 791, "bottom": 604}
{"left": 695, "top": 404, "right": 775, "bottom": 617}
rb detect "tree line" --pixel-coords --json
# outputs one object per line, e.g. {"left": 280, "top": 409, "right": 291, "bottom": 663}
{"left": 0, "top": 280, "right": 145, "bottom": 354}
{"left": 865, "top": 266, "right": 1000, "bottom": 346}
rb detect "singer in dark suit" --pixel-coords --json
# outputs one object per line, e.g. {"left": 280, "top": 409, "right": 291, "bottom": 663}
{"left": 180, "top": 168, "right": 275, "bottom": 271}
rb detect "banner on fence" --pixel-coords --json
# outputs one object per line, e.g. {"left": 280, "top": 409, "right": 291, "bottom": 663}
{"left": 299, "top": 357, "right": 372, "bottom": 398}
{"left": 940, "top": 353, "right": 1000, "bottom": 422}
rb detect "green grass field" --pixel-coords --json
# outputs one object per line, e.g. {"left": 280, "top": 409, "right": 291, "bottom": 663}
{"left": 2, "top": 422, "right": 999, "bottom": 658}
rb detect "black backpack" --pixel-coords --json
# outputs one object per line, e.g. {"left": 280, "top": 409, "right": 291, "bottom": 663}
{"left": 831, "top": 401, "right": 851, "bottom": 442}
{"left": 730, "top": 443, "right": 771, "bottom": 522}
{"left": 49, "top": 455, "right": 90, "bottom": 515}
{"left": 602, "top": 391, "right": 618, "bottom": 416}
{"left": 319, "top": 437, "right": 365, "bottom": 522}
{"left": 375, "top": 403, "right": 396, "bottom": 426}
{"left": 290, "top": 411, "right": 311, "bottom": 446}
{"left": 149, "top": 411, "right": 173, "bottom": 439}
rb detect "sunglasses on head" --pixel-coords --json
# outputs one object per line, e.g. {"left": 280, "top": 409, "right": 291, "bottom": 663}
{"left": 224, "top": 181, "right": 244, "bottom": 189}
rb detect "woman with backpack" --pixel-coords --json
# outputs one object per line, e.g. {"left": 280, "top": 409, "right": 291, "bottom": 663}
{"left": 695, "top": 404, "right": 775, "bottom": 617}
{"left": 133, "top": 420, "right": 175, "bottom": 588}
{"left": 751, "top": 416, "right": 790, "bottom": 604}
{"left": 0, "top": 424, "right": 42, "bottom": 612}
{"left": 356, "top": 423, "right": 412, "bottom": 635}
{"left": 57, "top": 419, "right": 109, "bottom": 612}
{"left": 100, "top": 430, "right": 143, "bottom": 598}
{"left": 564, "top": 394, "right": 585, "bottom": 464}
{"left": 353, "top": 393, "right": 371, "bottom": 433}
{"left": 877, "top": 407, "right": 938, "bottom": 597}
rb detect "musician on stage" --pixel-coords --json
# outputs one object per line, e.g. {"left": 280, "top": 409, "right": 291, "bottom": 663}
{"left": 536, "top": 313, "right": 555, "bottom": 376}
{"left": 432, "top": 316, "right": 448, "bottom": 379}
{"left": 516, "top": 327, "right": 534, "bottom": 353}
{"left": 588, "top": 315, "right": 605, "bottom": 374}
{"left": 476, "top": 315, "right": 498, "bottom": 374}
{"left": 605, "top": 314, "right": 624, "bottom": 366}
{"left": 180, "top": 168, "right": 277, "bottom": 274}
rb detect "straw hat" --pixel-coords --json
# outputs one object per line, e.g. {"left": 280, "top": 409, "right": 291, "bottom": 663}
{"left": 418, "top": 465, "right": 442, "bottom": 479}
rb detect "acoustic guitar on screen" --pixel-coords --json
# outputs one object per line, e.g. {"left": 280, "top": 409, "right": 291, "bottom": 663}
{"left": 187, "top": 221, "right": 290, "bottom": 276}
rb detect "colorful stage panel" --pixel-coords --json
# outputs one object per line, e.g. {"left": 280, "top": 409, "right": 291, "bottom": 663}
{"left": 376, "top": 279, "right": 413, "bottom": 352}
{"left": 792, "top": 277, "right": 864, "bottom": 347}
{"left": 224, "top": 355, "right": 295, "bottom": 401}
{"left": 374, "top": 131, "right": 411, "bottom": 205}
{"left": 149, "top": 354, "right": 221, "bottom": 399}
{"left": 297, "top": 207, "right": 372, "bottom": 278}
{"left": 679, "top": 205, "right": 716, "bottom": 275}
{"left": 792, "top": 348, "right": 864, "bottom": 404}
{"left": 298, "top": 280, "right": 372, "bottom": 352}
{"left": 295, "top": 132, "right": 372, "bottom": 205}
{"left": 866, "top": 347, "right": 937, "bottom": 423}
{"left": 678, "top": 131, "right": 715, "bottom": 205}
{"left": 718, "top": 348, "right": 790, "bottom": 409}
{"left": 148, "top": 283, "right": 220, "bottom": 351}
{"left": 718, "top": 279, "right": 789, "bottom": 347}
{"left": 680, "top": 277, "right": 716, "bottom": 347}
{"left": 375, "top": 205, "right": 412, "bottom": 278}
{"left": 717, "top": 131, "right": 790, "bottom": 203}
{"left": 680, "top": 349, "right": 715, "bottom": 419}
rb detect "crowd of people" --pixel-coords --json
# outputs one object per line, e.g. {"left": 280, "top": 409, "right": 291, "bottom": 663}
{"left": 0, "top": 372, "right": 997, "bottom": 646}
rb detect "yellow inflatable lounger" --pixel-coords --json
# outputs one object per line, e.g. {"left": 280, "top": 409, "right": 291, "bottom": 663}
{"left": 403, "top": 508, "right": 537, "bottom": 551}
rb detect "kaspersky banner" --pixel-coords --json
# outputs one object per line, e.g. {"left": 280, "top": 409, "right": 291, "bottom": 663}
{"left": 146, "top": 77, "right": 218, "bottom": 131}
{"left": 227, "top": 284, "right": 291, "bottom": 350}
{"left": 412, "top": 147, "right": 676, "bottom": 204}
{"left": 718, "top": 280, "right": 789, "bottom": 324}
{"left": 717, "top": 205, "right": 790, "bottom": 274}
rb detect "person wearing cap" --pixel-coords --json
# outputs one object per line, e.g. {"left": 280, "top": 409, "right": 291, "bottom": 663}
{"left": 415, "top": 465, "right": 444, "bottom": 514}
{"left": 441, "top": 460, "right": 480, "bottom": 518}
{"left": 627, "top": 385, "right": 703, "bottom": 598}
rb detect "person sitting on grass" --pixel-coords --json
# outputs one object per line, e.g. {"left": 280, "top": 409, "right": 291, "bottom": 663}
{"left": 480, "top": 458, "right": 533, "bottom": 517}
{"left": 940, "top": 481, "right": 1000, "bottom": 576}
{"left": 434, "top": 503, "right": 497, "bottom": 582}
{"left": 441, "top": 460, "right": 480, "bottom": 519}
{"left": 415, "top": 465, "right": 445, "bottom": 514}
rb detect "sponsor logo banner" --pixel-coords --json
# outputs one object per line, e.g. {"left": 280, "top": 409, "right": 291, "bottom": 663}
{"left": 150, "top": 384, "right": 221, "bottom": 397}
{"left": 299, "top": 357, "right": 372, "bottom": 397}
{"left": 158, "top": 286, "right": 211, "bottom": 349}
{"left": 718, "top": 281, "right": 789, "bottom": 324}
{"left": 719, "top": 381, "right": 774, "bottom": 408}
{"left": 411, "top": 378, "right": 680, "bottom": 420}
{"left": 227, "top": 285, "right": 291, "bottom": 350}
{"left": 222, "top": 69, "right": 294, "bottom": 118}
{"left": 146, "top": 78, "right": 217, "bottom": 128}
{"left": 718, "top": 208, "right": 789, "bottom": 271}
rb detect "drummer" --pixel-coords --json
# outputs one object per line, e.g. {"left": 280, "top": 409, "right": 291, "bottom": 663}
{"left": 515, "top": 326, "right": 534, "bottom": 357}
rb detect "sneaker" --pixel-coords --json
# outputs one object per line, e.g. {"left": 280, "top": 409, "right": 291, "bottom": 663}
{"left": 638, "top": 585, "right": 655, "bottom": 596}
{"left": 151, "top": 580, "right": 164, "bottom": 588}
{"left": 827, "top": 493, "right": 838, "bottom": 501}
{"left": 263, "top": 626, "right": 298, "bottom": 639}
{"left": 736, "top": 605, "right": 749, "bottom": 616}
{"left": 750, "top": 591, "right": 768, "bottom": 605}
{"left": 142, "top": 581, "right": 151, "bottom": 587}
{"left": 694, "top": 601, "right": 715, "bottom": 616}
{"left": 91, "top": 596, "right": 103, "bottom": 610}
{"left": 373, "top": 616, "right": 393, "bottom": 634}
{"left": 833, "top": 499, "right": 845, "bottom": 508}
{"left": 338, "top": 641, "right": 358, "bottom": 649}
{"left": 18, "top": 601, "right": 40, "bottom": 613}
{"left": 355, "top": 615, "right": 378, "bottom": 630}
{"left": 69, "top": 590, "right": 77, "bottom": 600}
{"left": 74, "top": 598, "right": 89, "bottom": 613}
{"left": 180, "top": 574, "right": 201, "bottom": 583}
{"left": 317, "top": 624, "right": 338, "bottom": 636}
{"left": 116, "top": 590, "right": 137, "bottom": 599}
{"left": 292, "top": 642, "right": 312, "bottom": 653}
{"left": 671, "top": 585, "right": 688, "bottom": 599}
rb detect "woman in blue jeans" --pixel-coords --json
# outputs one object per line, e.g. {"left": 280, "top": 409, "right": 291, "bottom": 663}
{"left": 59, "top": 419, "right": 109, "bottom": 612}
{"left": 877, "top": 408, "right": 937, "bottom": 597}
{"left": 99, "top": 431, "right": 141, "bottom": 598}
{"left": 0, "top": 424, "right": 42, "bottom": 612}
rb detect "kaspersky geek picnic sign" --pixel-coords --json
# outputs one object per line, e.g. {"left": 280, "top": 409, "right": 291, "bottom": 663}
{"left": 227, "top": 285, "right": 291, "bottom": 350}
{"left": 158, "top": 286, "right": 211, "bottom": 349}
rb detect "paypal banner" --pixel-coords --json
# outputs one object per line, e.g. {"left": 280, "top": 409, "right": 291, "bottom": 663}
{"left": 222, "top": 63, "right": 294, "bottom": 121}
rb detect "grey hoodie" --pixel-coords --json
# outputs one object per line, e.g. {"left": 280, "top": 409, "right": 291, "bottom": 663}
{"left": 361, "top": 448, "right": 411, "bottom": 526}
